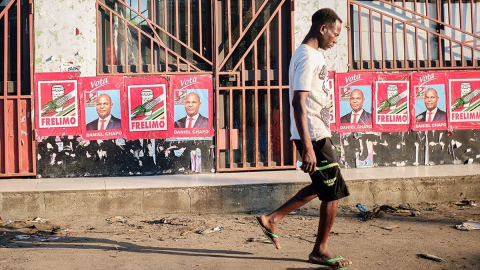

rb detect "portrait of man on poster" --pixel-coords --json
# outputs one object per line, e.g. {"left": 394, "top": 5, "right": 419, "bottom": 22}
{"left": 340, "top": 89, "right": 372, "bottom": 124}
{"left": 86, "top": 93, "right": 122, "bottom": 130}
{"left": 415, "top": 88, "right": 446, "bottom": 122}
{"left": 174, "top": 92, "right": 209, "bottom": 128}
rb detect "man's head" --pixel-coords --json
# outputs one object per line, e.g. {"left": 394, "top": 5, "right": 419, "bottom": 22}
{"left": 184, "top": 92, "right": 201, "bottom": 118}
{"left": 424, "top": 88, "right": 439, "bottom": 111}
{"left": 310, "top": 8, "right": 342, "bottom": 50}
{"left": 96, "top": 94, "right": 113, "bottom": 119}
{"left": 349, "top": 89, "right": 365, "bottom": 113}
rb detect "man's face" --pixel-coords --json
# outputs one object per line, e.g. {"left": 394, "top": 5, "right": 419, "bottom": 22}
{"left": 319, "top": 20, "right": 342, "bottom": 50}
{"left": 349, "top": 90, "right": 364, "bottom": 113}
{"left": 185, "top": 94, "right": 201, "bottom": 117}
{"left": 96, "top": 95, "right": 113, "bottom": 119}
{"left": 424, "top": 89, "right": 439, "bottom": 111}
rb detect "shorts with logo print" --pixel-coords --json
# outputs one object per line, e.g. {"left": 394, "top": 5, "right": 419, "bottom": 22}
{"left": 294, "top": 138, "right": 350, "bottom": 202}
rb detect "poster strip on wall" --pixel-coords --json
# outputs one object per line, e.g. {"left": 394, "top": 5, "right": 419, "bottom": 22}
{"left": 170, "top": 75, "right": 214, "bottom": 138}
{"left": 125, "top": 76, "right": 169, "bottom": 140}
{"left": 328, "top": 71, "right": 336, "bottom": 131}
{"left": 336, "top": 72, "right": 373, "bottom": 132}
{"left": 35, "top": 72, "right": 81, "bottom": 136}
{"left": 79, "top": 76, "right": 125, "bottom": 140}
{"left": 410, "top": 72, "right": 448, "bottom": 131}
{"left": 373, "top": 73, "right": 410, "bottom": 132}
{"left": 447, "top": 71, "right": 480, "bottom": 130}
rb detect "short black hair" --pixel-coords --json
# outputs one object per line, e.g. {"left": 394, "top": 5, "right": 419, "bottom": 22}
{"left": 311, "top": 8, "right": 342, "bottom": 30}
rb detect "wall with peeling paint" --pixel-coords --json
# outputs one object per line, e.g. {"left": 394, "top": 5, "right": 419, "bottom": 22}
{"left": 36, "top": 137, "right": 215, "bottom": 178}
{"left": 34, "top": 0, "right": 96, "bottom": 75}
{"left": 332, "top": 130, "right": 480, "bottom": 169}
{"left": 294, "top": 0, "right": 349, "bottom": 72}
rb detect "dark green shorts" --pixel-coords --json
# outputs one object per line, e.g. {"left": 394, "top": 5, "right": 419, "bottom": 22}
{"left": 294, "top": 138, "right": 350, "bottom": 202}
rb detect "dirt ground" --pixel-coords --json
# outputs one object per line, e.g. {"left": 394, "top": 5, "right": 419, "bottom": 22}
{"left": 1, "top": 201, "right": 479, "bottom": 270}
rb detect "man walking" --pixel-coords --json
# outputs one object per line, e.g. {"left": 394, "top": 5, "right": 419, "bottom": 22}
{"left": 256, "top": 8, "right": 351, "bottom": 269}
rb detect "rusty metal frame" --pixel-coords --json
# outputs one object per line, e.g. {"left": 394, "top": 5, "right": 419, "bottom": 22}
{"left": 214, "top": 0, "right": 295, "bottom": 172}
{"left": 96, "top": 0, "right": 212, "bottom": 75}
{"left": 348, "top": 0, "right": 480, "bottom": 72}
{"left": 0, "top": 0, "right": 36, "bottom": 177}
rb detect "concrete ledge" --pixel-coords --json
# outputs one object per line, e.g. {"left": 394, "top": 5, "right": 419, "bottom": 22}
{"left": 1, "top": 175, "right": 479, "bottom": 219}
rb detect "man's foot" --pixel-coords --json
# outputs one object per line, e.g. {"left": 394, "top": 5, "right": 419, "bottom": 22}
{"left": 256, "top": 215, "right": 281, "bottom": 249}
{"left": 308, "top": 252, "right": 352, "bottom": 268}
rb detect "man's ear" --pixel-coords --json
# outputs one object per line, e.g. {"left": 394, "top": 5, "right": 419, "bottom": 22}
{"left": 319, "top": 24, "right": 327, "bottom": 35}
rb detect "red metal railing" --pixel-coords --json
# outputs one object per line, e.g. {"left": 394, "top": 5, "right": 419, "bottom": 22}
{"left": 348, "top": 0, "right": 480, "bottom": 71}
{"left": 0, "top": 0, "right": 35, "bottom": 177}
{"left": 97, "top": 0, "right": 212, "bottom": 74}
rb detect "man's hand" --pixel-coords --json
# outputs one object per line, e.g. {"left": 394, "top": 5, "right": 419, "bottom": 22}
{"left": 300, "top": 145, "right": 316, "bottom": 175}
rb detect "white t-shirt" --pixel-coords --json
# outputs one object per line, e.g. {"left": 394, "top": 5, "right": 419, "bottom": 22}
{"left": 289, "top": 44, "right": 331, "bottom": 141}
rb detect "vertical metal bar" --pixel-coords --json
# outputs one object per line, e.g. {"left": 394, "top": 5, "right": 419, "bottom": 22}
{"left": 459, "top": 0, "right": 464, "bottom": 66}
{"left": 470, "top": 0, "right": 475, "bottom": 66}
{"left": 3, "top": 7, "right": 8, "bottom": 174}
{"left": 227, "top": 0, "right": 232, "bottom": 51}
{"left": 110, "top": 10, "right": 114, "bottom": 72}
{"left": 17, "top": 0, "right": 22, "bottom": 172}
{"left": 254, "top": 43, "right": 258, "bottom": 167}
{"left": 164, "top": 0, "right": 167, "bottom": 28}
{"left": 392, "top": 18, "right": 396, "bottom": 68}
{"left": 278, "top": 8, "right": 284, "bottom": 166}
{"left": 436, "top": 0, "right": 443, "bottom": 68}
{"left": 448, "top": 0, "right": 453, "bottom": 66}
{"left": 3, "top": 7, "right": 8, "bottom": 95}
{"left": 266, "top": 24, "right": 271, "bottom": 166}
{"left": 229, "top": 87, "right": 234, "bottom": 167}
{"left": 175, "top": 0, "right": 179, "bottom": 38}
{"left": 96, "top": 0, "right": 100, "bottom": 74}
{"left": 358, "top": 6, "right": 363, "bottom": 69}
{"left": 347, "top": 0, "right": 352, "bottom": 71}
{"left": 426, "top": 0, "right": 431, "bottom": 68}
{"left": 369, "top": 9, "right": 373, "bottom": 69}
{"left": 381, "top": 13, "right": 385, "bottom": 70}
{"left": 138, "top": 32, "right": 142, "bottom": 71}
{"left": 30, "top": 0, "right": 36, "bottom": 174}
{"left": 187, "top": 0, "right": 191, "bottom": 46}
{"left": 199, "top": 0, "right": 203, "bottom": 56}
{"left": 403, "top": 21, "right": 407, "bottom": 68}
{"left": 239, "top": 0, "right": 243, "bottom": 33}
{"left": 242, "top": 61, "right": 246, "bottom": 167}
{"left": 124, "top": 17, "right": 129, "bottom": 71}
{"left": 17, "top": 0, "right": 21, "bottom": 94}
{"left": 214, "top": 0, "right": 220, "bottom": 170}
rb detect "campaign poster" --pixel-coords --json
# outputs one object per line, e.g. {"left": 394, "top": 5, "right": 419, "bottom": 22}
{"left": 336, "top": 72, "right": 373, "bottom": 132}
{"left": 411, "top": 72, "right": 448, "bottom": 131}
{"left": 447, "top": 71, "right": 480, "bottom": 129}
{"left": 80, "top": 76, "right": 125, "bottom": 140}
{"left": 35, "top": 72, "right": 81, "bottom": 136}
{"left": 170, "top": 75, "right": 214, "bottom": 138}
{"left": 328, "top": 71, "right": 336, "bottom": 131}
{"left": 373, "top": 73, "right": 410, "bottom": 132}
{"left": 125, "top": 76, "right": 169, "bottom": 140}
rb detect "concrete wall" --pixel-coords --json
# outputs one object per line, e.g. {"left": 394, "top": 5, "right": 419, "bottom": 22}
{"left": 34, "top": 0, "right": 97, "bottom": 75}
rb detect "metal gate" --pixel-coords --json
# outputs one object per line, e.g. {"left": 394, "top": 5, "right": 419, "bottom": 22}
{"left": 214, "top": 0, "right": 295, "bottom": 171}
{"left": 97, "top": 0, "right": 296, "bottom": 172}
{"left": 0, "top": 0, "right": 35, "bottom": 177}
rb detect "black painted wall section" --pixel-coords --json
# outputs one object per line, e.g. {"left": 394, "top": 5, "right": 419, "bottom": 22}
{"left": 37, "top": 130, "right": 478, "bottom": 178}
{"left": 333, "top": 129, "right": 479, "bottom": 168}
{"left": 37, "top": 137, "right": 215, "bottom": 178}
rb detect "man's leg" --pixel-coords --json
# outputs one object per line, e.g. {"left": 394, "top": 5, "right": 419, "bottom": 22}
{"left": 308, "top": 200, "right": 352, "bottom": 267}
{"left": 258, "top": 184, "right": 318, "bottom": 249}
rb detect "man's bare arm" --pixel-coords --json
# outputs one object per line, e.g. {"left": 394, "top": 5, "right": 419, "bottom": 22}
{"left": 292, "top": 91, "right": 316, "bottom": 174}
